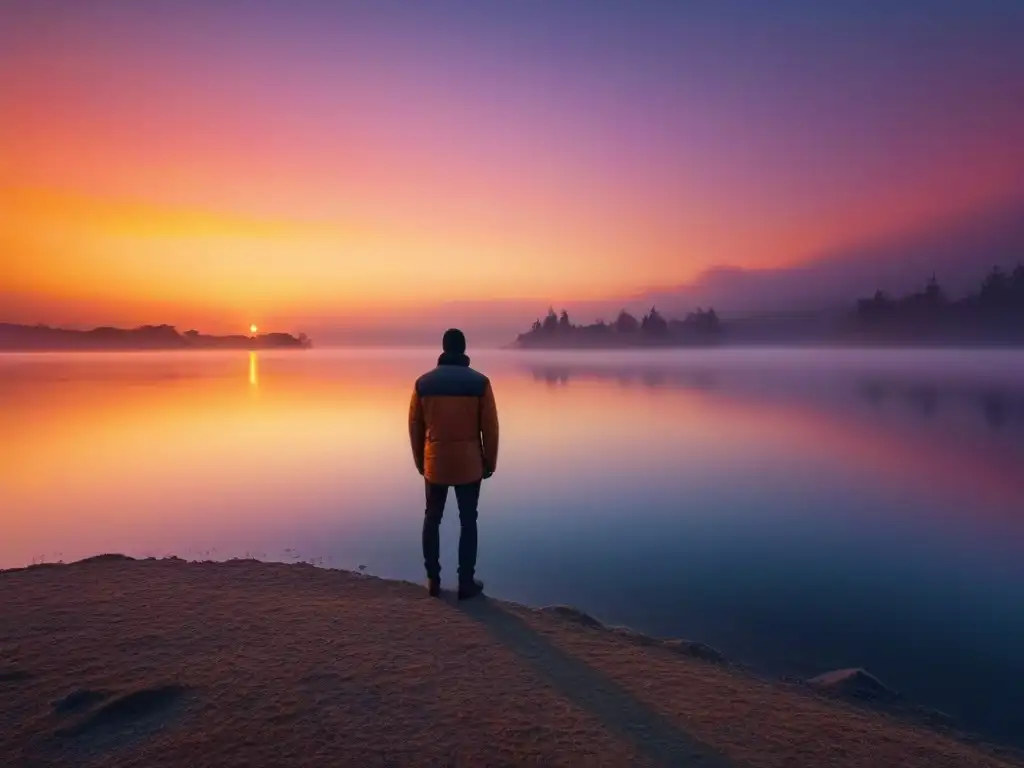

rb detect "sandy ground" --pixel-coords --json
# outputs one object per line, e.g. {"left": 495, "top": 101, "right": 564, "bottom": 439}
{"left": 0, "top": 557, "right": 1020, "bottom": 768}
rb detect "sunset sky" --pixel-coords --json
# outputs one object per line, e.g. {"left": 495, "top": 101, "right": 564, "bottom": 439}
{"left": 2, "top": 1, "right": 1023, "bottom": 337}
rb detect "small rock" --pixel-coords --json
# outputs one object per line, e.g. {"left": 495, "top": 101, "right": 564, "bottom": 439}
{"left": 610, "top": 627, "right": 658, "bottom": 646}
{"left": 808, "top": 668, "right": 899, "bottom": 702}
{"left": 917, "top": 706, "right": 956, "bottom": 729}
{"left": 662, "top": 639, "right": 727, "bottom": 664}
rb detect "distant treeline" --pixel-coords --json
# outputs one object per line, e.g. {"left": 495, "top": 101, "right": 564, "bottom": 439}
{"left": 0, "top": 323, "right": 312, "bottom": 351}
{"left": 514, "top": 307, "right": 723, "bottom": 348}
{"left": 851, "top": 265, "right": 1024, "bottom": 343}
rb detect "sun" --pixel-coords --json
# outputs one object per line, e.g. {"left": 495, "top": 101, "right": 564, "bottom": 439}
{"left": 249, "top": 324, "right": 258, "bottom": 335}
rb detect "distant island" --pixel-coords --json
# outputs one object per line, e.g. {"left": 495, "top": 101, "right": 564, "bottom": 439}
{"left": 0, "top": 323, "right": 313, "bottom": 352}
{"left": 512, "top": 264, "right": 1024, "bottom": 348}
{"left": 513, "top": 307, "right": 725, "bottom": 349}
{"left": 848, "top": 264, "right": 1024, "bottom": 344}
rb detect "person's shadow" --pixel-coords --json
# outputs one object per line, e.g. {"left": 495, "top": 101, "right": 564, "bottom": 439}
{"left": 449, "top": 596, "right": 733, "bottom": 767}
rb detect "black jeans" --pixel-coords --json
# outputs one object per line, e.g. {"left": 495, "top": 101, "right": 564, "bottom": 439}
{"left": 422, "top": 480, "right": 480, "bottom": 584}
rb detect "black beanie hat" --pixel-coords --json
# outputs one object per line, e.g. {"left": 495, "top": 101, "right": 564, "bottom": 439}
{"left": 442, "top": 328, "right": 466, "bottom": 355}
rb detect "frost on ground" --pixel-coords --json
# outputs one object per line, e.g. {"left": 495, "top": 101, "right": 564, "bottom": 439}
{"left": 0, "top": 557, "right": 1020, "bottom": 768}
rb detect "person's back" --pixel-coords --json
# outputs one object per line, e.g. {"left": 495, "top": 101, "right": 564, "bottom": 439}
{"left": 408, "top": 329, "right": 498, "bottom": 599}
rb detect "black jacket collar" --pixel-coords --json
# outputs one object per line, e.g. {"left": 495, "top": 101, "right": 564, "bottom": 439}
{"left": 437, "top": 352, "right": 470, "bottom": 367}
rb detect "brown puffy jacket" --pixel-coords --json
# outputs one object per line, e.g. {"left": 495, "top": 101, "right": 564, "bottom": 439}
{"left": 408, "top": 355, "right": 499, "bottom": 486}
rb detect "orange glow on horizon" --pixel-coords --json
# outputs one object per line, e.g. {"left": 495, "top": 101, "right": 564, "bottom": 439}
{"left": 2, "top": 4, "right": 1022, "bottom": 331}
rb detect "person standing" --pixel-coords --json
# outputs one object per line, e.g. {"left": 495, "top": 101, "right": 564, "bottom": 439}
{"left": 408, "top": 329, "right": 499, "bottom": 599}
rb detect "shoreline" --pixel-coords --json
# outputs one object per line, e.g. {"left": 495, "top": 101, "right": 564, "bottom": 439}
{"left": 2, "top": 556, "right": 1020, "bottom": 767}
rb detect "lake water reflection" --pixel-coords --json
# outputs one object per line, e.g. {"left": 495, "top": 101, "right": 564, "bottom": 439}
{"left": 2, "top": 347, "right": 1023, "bottom": 745}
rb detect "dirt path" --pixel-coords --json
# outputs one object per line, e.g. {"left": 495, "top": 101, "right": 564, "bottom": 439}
{"left": 0, "top": 557, "right": 1018, "bottom": 767}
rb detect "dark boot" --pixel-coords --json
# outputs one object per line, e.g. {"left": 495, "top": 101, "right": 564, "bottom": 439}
{"left": 427, "top": 577, "right": 441, "bottom": 598}
{"left": 458, "top": 579, "right": 484, "bottom": 600}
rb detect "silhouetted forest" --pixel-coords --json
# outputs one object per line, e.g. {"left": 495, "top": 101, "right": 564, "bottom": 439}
{"left": 852, "top": 265, "right": 1024, "bottom": 343}
{"left": 514, "top": 265, "right": 1024, "bottom": 348}
{"left": 0, "top": 324, "right": 312, "bottom": 351}
{"left": 514, "top": 307, "right": 723, "bottom": 348}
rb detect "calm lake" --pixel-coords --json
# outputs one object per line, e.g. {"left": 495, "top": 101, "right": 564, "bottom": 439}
{"left": 2, "top": 347, "right": 1023, "bottom": 745}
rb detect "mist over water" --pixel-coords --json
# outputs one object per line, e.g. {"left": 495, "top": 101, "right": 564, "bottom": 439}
{"left": 2, "top": 347, "right": 1023, "bottom": 745}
